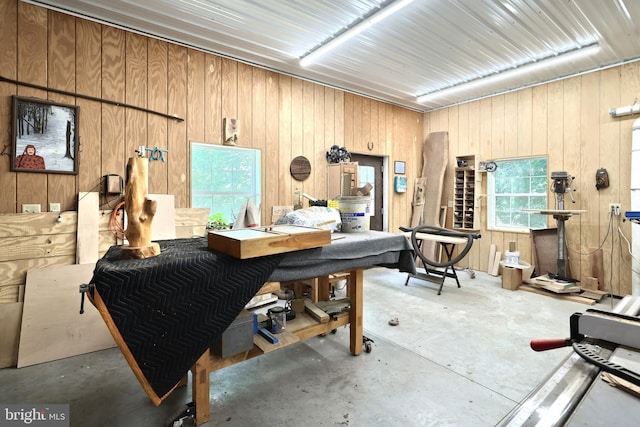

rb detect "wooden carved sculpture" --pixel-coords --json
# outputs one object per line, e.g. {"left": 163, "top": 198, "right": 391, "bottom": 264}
{"left": 120, "top": 157, "right": 160, "bottom": 259}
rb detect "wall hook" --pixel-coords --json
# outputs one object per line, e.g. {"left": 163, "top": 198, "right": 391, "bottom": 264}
{"left": 0, "top": 144, "right": 9, "bottom": 156}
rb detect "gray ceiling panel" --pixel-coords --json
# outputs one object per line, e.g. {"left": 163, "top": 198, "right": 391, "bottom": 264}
{"left": 24, "top": 0, "right": 640, "bottom": 111}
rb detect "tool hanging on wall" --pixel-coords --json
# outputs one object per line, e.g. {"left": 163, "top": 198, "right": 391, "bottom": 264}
{"left": 595, "top": 167, "right": 609, "bottom": 190}
{"left": 136, "top": 145, "right": 168, "bottom": 161}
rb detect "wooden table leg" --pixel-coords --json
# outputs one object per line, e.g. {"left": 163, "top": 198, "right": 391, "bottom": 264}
{"left": 349, "top": 268, "right": 363, "bottom": 356}
{"left": 177, "top": 374, "right": 188, "bottom": 388}
{"left": 191, "top": 349, "right": 210, "bottom": 425}
{"left": 318, "top": 275, "right": 330, "bottom": 301}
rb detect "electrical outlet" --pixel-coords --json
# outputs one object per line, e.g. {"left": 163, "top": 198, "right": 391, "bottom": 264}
{"left": 22, "top": 204, "right": 41, "bottom": 213}
{"left": 49, "top": 203, "right": 61, "bottom": 212}
{"left": 609, "top": 203, "right": 621, "bottom": 216}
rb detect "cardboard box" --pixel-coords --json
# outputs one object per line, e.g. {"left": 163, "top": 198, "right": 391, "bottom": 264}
{"left": 502, "top": 266, "right": 522, "bottom": 291}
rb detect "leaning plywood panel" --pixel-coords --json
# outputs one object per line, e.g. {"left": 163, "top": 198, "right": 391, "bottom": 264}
{"left": 0, "top": 303, "right": 23, "bottom": 368}
{"left": 148, "top": 194, "right": 176, "bottom": 240}
{"left": 18, "top": 263, "right": 115, "bottom": 368}
{"left": 76, "top": 192, "right": 99, "bottom": 264}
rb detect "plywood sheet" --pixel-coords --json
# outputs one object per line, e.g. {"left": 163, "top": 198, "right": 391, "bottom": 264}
{"left": 76, "top": 192, "right": 99, "bottom": 264}
{"left": 148, "top": 194, "right": 176, "bottom": 240}
{"left": 0, "top": 303, "right": 23, "bottom": 368}
{"left": 123, "top": 194, "right": 176, "bottom": 242}
{"left": 18, "top": 263, "right": 115, "bottom": 368}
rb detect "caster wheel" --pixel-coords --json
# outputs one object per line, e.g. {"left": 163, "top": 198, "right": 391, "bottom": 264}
{"left": 364, "top": 342, "right": 372, "bottom": 353}
{"left": 331, "top": 329, "right": 337, "bottom": 334}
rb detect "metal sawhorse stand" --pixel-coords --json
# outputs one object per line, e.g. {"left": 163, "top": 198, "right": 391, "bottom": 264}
{"left": 401, "top": 226, "right": 481, "bottom": 295}
{"left": 404, "top": 233, "right": 466, "bottom": 294}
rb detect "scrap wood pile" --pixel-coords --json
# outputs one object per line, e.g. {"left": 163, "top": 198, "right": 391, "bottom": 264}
{"left": 519, "top": 275, "right": 608, "bottom": 306}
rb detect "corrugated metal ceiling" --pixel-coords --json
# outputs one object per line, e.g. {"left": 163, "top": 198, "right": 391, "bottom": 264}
{"left": 25, "top": 0, "right": 640, "bottom": 112}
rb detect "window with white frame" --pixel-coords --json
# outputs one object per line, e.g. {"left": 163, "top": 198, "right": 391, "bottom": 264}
{"left": 487, "top": 156, "right": 548, "bottom": 232}
{"left": 191, "top": 142, "right": 261, "bottom": 227}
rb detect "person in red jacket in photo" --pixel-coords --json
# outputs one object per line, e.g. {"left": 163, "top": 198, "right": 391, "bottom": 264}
{"left": 15, "top": 144, "right": 46, "bottom": 170}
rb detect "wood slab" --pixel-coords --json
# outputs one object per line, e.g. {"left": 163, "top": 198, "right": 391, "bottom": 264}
{"left": 519, "top": 285, "right": 595, "bottom": 306}
{"left": 208, "top": 225, "right": 330, "bottom": 259}
{"left": 531, "top": 276, "right": 581, "bottom": 293}
{"left": 581, "top": 289, "right": 608, "bottom": 302}
{"left": 490, "top": 251, "right": 501, "bottom": 276}
{"left": 420, "top": 132, "right": 448, "bottom": 260}
{"left": 304, "top": 300, "right": 330, "bottom": 323}
{"left": 254, "top": 330, "right": 299, "bottom": 353}
{"left": 488, "top": 244, "right": 496, "bottom": 274}
{"left": 410, "top": 177, "right": 427, "bottom": 227}
{"left": 18, "top": 263, "right": 115, "bottom": 368}
{"left": 583, "top": 276, "right": 599, "bottom": 291}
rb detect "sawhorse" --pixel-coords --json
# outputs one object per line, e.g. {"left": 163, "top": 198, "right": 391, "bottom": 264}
{"left": 403, "top": 232, "right": 467, "bottom": 295}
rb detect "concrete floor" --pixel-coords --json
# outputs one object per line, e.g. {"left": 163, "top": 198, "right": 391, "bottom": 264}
{"left": 0, "top": 267, "right": 613, "bottom": 427}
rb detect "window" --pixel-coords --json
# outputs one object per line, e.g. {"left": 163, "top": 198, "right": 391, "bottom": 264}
{"left": 487, "top": 156, "right": 548, "bottom": 232}
{"left": 191, "top": 142, "right": 261, "bottom": 227}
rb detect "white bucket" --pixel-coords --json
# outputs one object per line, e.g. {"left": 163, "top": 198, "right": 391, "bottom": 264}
{"left": 504, "top": 250, "right": 520, "bottom": 267}
{"left": 338, "top": 196, "right": 370, "bottom": 232}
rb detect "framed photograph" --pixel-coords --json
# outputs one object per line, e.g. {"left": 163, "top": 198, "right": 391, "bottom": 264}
{"left": 11, "top": 95, "right": 79, "bottom": 174}
{"left": 394, "top": 160, "right": 405, "bottom": 175}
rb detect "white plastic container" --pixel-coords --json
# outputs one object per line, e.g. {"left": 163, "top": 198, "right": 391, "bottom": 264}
{"left": 504, "top": 250, "right": 520, "bottom": 267}
{"left": 338, "top": 196, "right": 370, "bottom": 232}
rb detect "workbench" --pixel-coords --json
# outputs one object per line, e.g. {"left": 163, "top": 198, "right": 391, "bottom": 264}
{"left": 89, "top": 231, "right": 415, "bottom": 425}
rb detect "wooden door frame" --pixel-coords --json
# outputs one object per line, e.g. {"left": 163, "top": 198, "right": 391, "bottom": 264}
{"left": 350, "top": 153, "right": 389, "bottom": 232}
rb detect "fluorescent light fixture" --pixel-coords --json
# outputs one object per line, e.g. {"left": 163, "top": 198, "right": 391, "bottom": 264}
{"left": 417, "top": 43, "right": 601, "bottom": 103}
{"left": 610, "top": 103, "right": 640, "bottom": 117}
{"left": 300, "top": 0, "right": 414, "bottom": 67}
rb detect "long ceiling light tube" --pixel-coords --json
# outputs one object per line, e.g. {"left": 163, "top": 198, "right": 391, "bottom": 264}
{"left": 300, "top": 0, "right": 415, "bottom": 67}
{"left": 417, "top": 43, "right": 601, "bottom": 103}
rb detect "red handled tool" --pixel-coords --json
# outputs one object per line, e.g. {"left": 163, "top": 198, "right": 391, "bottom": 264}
{"left": 530, "top": 338, "right": 573, "bottom": 352}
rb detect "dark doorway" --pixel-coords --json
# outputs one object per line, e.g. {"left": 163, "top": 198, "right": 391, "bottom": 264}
{"left": 350, "top": 153, "right": 384, "bottom": 231}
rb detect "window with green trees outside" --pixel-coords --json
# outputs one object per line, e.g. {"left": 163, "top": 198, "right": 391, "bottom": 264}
{"left": 487, "top": 156, "right": 548, "bottom": 232}
{"left": 191, "top": 142, "right": 261, "bottom": 228}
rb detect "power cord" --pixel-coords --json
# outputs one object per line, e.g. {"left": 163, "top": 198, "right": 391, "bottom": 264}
{"left": 564, "top": 210, "right": 617, "bottom": 307}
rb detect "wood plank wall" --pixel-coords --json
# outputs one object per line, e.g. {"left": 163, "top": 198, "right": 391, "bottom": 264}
{"left": 425, "top": 66, "right": 637, "bottom": 296}
{"left": 0, "top": 207, "right": 209, "bottom": 367}
{"left": 0, "top": 0, "right": 422, "bottom": 235}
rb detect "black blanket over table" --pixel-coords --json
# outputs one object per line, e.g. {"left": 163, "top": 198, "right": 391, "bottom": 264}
{"left": 89, "top": 231, "right": 415, "bottom": 402}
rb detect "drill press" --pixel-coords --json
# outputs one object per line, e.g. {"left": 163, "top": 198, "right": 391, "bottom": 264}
{"left": 550, "top": 171, "right": 575, "bottom": 281}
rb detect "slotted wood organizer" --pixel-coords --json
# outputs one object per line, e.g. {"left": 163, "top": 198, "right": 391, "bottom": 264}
{"left": 207, "top": 225, "right": 331, "bottom": 259}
